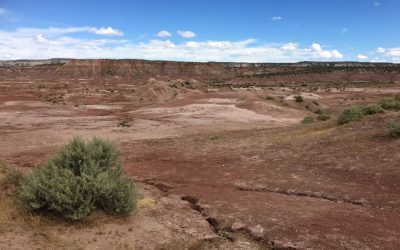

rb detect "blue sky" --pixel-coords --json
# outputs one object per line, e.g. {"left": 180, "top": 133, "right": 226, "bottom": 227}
{"left": 0, "top": 0, "right": 399, "bottom": 62}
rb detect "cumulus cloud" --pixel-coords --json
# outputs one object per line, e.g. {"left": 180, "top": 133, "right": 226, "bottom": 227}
{"left": 309, "top": 43, "right": 343, "bottom": 59}
{"left": 376, "top": 47, "right": 400, "bottom": 57}
{"left": 311, "top": 43, "right": 322, "bottom": 52}
{"left": 89, "top": 27, "right": 123, "bottom": 36}
{"left": 271, "top": 16, "right": 283, "bottom": 21}
{"left": 281, "top": 43, "right": 298, "bottom": 51}
{"left": 0, "top": 26, "right": 347, "bottom": 62}
{"left": 376, "top": 47, "right": 385, "bottom": 53}
{"left": 157, "top": 30, "right": 172, "bottom": 37}
{"left": 357, "top": 54, "right": 368, "bottom": 60}
{"left": 177, "top": 30, "right": 196, "bottom": 38}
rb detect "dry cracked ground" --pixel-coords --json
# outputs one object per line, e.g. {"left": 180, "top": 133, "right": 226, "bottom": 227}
{"left": 1, "top": 60, "right": 400, "bottom": 249}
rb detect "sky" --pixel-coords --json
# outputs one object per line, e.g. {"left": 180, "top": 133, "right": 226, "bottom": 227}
{"left": 0, "top": 0, "right": 399, "bottom": 62}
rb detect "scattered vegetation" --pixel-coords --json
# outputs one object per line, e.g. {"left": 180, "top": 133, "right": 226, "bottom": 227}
{"left": 294, "top": 95, "right": 304, "bottom": 103}
{"left": 388, "top": 122, "right": 400, "bottom": 138}
{"left": 317, "top": 113, "right": 331, "bottom": 121}
{"left": 118, "top": 120, "right": 131, "bottom": 127}
{"left": 338, "top": 104, "right": 384, "bottom": 125}
{"left": 210, "top": 135, "right": 220, "bottom": 140}
{"left": 360, "top": 104, "right": 384, "bottom": 115}
{"left": 19, "top": 137, "right": 139, "bottom": 221}
{"left": 302, "top": 116, "right": 314, "bottom": 124}
{"left": 378, "top": 96, "right": 400, "bottom": 110}
{"left": 337, "top": 106, "right": 365, "bottom": 124}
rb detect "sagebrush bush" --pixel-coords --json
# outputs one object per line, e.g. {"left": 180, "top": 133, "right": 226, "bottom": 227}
{"left": 302, "top": 116, "right": 314, "bottom": 124}
{"left": 338, "top": 106, "right": 364, "bottom": 124}
{"left": 378, "top": 97, "right": 400, "bottom": 110}
{"left": 317, "top": 113, "right": 331, "bottom": 121}
{"left": 388, "top": 122, "right": 400, "bottom": 138}
{"left": 338, "top": 104, "right": 384, "bottom": 125}
{"left": 361, "top": 104, "right": 384, "bottom": 115}
{"left": 294, "top": 95, "right": 303, "bottom": 103}
{"left": 95, "top": 172, "right": 138, "bottom": 215}
{"left": 19, "top": 137, "right": 139, "bottom": 220}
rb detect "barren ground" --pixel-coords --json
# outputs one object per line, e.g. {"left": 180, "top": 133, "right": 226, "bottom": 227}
{"left": 1, "top": 60, "right": 400, "bottom": 249}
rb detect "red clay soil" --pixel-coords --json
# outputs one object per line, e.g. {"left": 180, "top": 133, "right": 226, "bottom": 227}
{"left": 1, "top": 59, "right": 400, "bottom": 249}
{"left": 122, "top": 113, "right": 400, "bottom": 249}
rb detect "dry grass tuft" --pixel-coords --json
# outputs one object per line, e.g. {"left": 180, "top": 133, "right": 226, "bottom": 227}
{"left": 137, "top": 197, "right": 157, "bottom": 209}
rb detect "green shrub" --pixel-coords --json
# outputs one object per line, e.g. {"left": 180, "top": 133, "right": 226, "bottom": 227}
{"left": 294, "top": 95, "right": 303, "bottom": 103}
{"left": 19, "top": 137, "right": 139, "bottom": 220}
{"left": 361, "top": 104, "right": 384, "bottom": 115}
{"left": 95, "top": 172, "right": 138, "bottom": 215}
{"left": 338, "top": 104, "right": 385, "bottom": 125}
{"left": 118, "top": 120, "right": 130, "bottom": 127}
{"left": 388, "top": 122, "right": 400, "bottom": 138}
{"left": 210, "top": 135, "right": 220, "bottom": 140}
{"left": 20, "top": 162, "right": 95, "bottom": 220}
{"left": 302, "top": 116, "right": 314, "bottom": 124}
{"left": 378, "top": 97, "right": 400, "bottom": 110}
{"left": 338, "top": 106, "right": 364, "bottom": 124}
{"left": 317, "top": 113, "right": 331, "bottom": 121}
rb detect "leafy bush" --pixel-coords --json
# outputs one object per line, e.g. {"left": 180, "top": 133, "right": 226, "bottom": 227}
{"left": 95, "top": 172, "right": 138, "bottom": 215}
{"left": 294, "top": 95, "right": 303, "bottom": 103}
{"left": 378, "top": 97, "right": 400, "bottom": 110}
{"left": 388, "top": 122, "right": 400, "bottom": 138}
{"left": 302, "top": 116, "right": 314, "bottom": 124}
{"left": 361, "top": 104, "right": 384, "bottom": 115}
{"left": 338, "top": 106, "right": 364, "bottom": 124}
{"left": 19, "top": 137, "right": 139, "bottom": 220}
{"left": 338, "top": 104, "right": 385, "bottom": 125}
{"left": 317, "top": 113, "right": 331, "bottom": 121}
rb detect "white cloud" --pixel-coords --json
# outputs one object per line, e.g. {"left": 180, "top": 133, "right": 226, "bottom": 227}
{"left": 271, "top": 16, "right": 283, "bottom": 21}
{"left": 374, "top": 1, "right": 380, "bottom": 6}
{"left": 0, "top": 26, "right": 347, "bottom": 62}
{"left": 89, "top": 27, "right": 123, "bottom": 36}
{"left": 309, "top": 43, "right": 343, "bottom": 59}
{"left": 376, "top": 47, "right": 386, "bottom": 53}
{"left": 376, "top": 47, "right": 400, "bottom": 57}
{"left": 0, "top": 8, "right": 6, "bottom": 16}
{"left": 177, "top": 30, "right": 196, "bottom": 38}
{"left": 357, "top": 54, "right": 368, "bottom": 60}
{"left": 157, "top": 30, "right": 172, "bottom": 37}
{"left": 281, "top": 43, "right": 298, "bottom": 51}
{"left": 13, "top": 26, "right": 124, "bottom": 37}
{"left": 341, "top": 28, "right": 348, "bottom": 34}
{"left": 386, "top": 49, "right": 400, "bottom": 57}
{"left": 311, "top": 43, "right": 322, "bottom": 52}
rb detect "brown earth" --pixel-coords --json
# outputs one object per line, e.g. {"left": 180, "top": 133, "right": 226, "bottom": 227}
{"left": 1, "top": 59, "right": 400, "bottom": 249}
